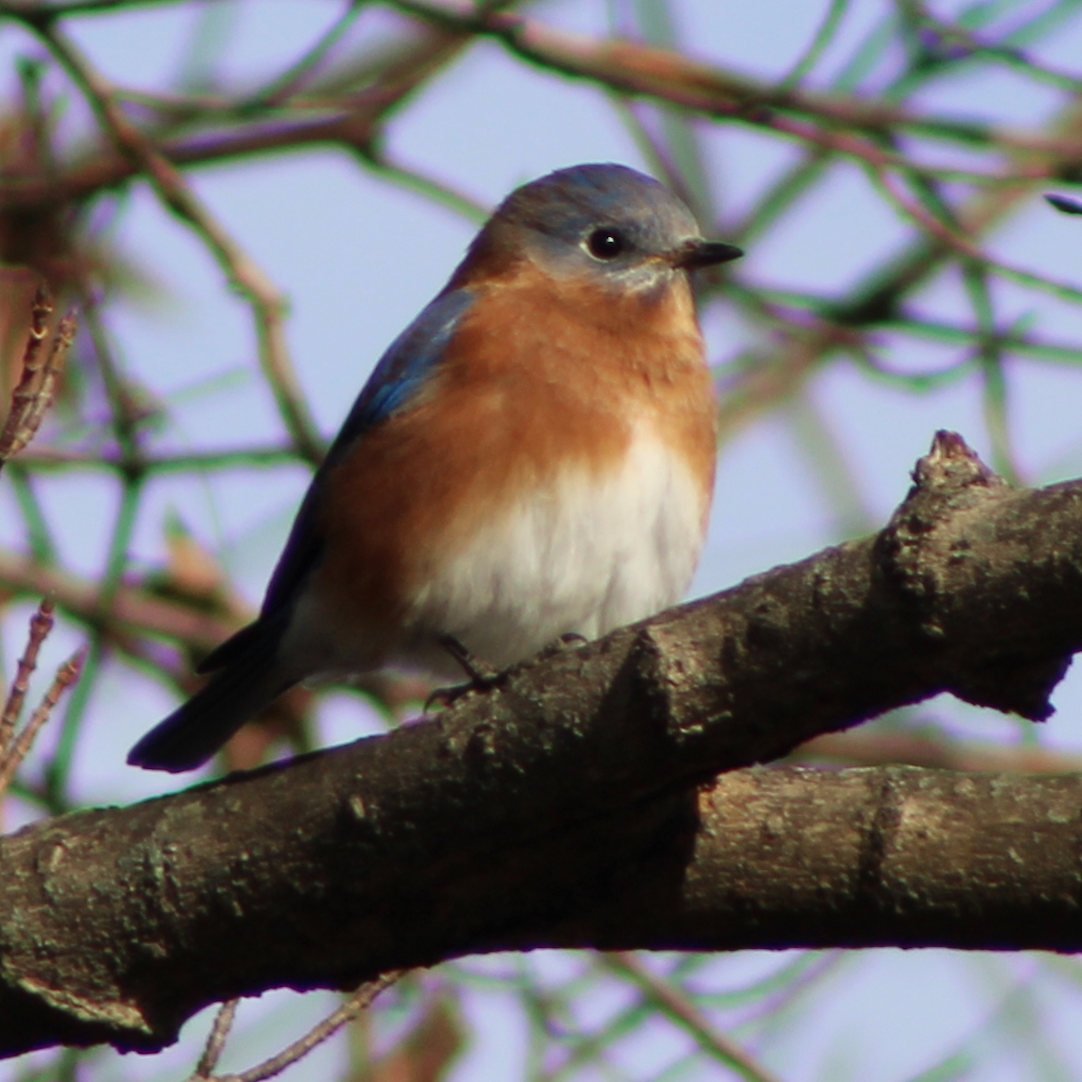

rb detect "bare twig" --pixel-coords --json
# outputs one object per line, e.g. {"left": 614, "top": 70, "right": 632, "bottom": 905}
{"left": 0, "top": 0, "right": 187, "bottom": 16}
{"left": 216, "top": 971, "right": 405, "bottom": 1082}
{"left": 797, "top": 728, "right": 1082, "bottom": 774}
{"left": 866, "top": 164, "right": 1082, "bottom": 306}
{"left": 385, "top": 0, "right": 1057, "bottom": 181}
{"left": 0, "top": 599, "right": 55, "bottom": 761}
{"left": 0, "top": 548, "right": 238, "bottom": 653}
{"left": 190, "top": 1000, "right": 238, "bottom": 1081}
{"left": 0, "top": 19, "right": 474, "bottom": 215}
{"left": 606, "top": 954, "right": 784, "bottom": 1082}
{"left": 0, "top": 646, "right": 85, "bottom": 797}
{"left": 18, "top": 19, "right": 324, "bottom": 463}
{"left": 0, "top": 290, "right": 75, "bottom": 468}
{"left": 11, "top": 444, "right": 303, "bottom": 473}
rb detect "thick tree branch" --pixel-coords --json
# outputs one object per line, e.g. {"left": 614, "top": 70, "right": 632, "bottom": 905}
{"left": 2, "top": 432, "right": 1082, "bottom": 1056}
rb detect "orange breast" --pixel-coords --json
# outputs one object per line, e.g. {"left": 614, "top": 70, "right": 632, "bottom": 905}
{"left": 310, "top": 264, "right": 717, "bottom": 646}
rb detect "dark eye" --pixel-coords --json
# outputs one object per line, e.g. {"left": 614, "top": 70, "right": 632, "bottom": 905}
{"left": 586, "top": 228, "right": 626, "bottom": 260}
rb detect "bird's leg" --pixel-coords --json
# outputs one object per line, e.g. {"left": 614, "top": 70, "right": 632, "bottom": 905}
{"left": 424, "top": 635, "right": 503, "bottom": 711}
{"left": 439, "top": 634, "right": 499, "bottom": 683}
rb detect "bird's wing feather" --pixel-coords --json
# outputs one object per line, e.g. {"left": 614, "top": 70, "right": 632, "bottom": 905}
{"left": 198, "top": 287, "right": 475, "bottom": 674}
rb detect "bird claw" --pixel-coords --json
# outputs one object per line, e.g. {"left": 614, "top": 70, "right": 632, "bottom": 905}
{"left": 438, "top": 634, "right": 500, "bottom": 682}
{"left": 424, "top": 680, "right": 484, "bottom": 712}
{"left": 424, "top": 633, "right": 588, "bottom": 711}
{"left": 424, "top": 636, "right": 504, "bottom": 712}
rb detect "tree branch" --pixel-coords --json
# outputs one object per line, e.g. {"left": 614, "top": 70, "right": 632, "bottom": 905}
{"left": 2, "top": 431, "right": 1081, "bottom": 1057}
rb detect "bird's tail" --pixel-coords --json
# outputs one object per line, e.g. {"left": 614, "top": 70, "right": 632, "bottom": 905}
{"left": 128, "top": 622, "right": 295, "bottom": 773}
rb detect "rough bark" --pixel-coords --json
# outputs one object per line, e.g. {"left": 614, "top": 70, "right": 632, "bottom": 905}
{"left": 2, "top": 431, "right": 1082, "bottom": 1056}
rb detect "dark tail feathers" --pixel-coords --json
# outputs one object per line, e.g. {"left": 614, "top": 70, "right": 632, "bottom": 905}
{"left": 128, "top": 619, "right": 294, "bottom": 772}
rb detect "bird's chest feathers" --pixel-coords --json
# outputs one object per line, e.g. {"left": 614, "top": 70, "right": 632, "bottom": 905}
{"left": 314, "top": 270, "right": 717, "bottom": 669}
{"left": 402, "top": 274, "right": 718, "bottom": 642}
{"left": 409, "top": 421, "right": 712, "bottom": 667}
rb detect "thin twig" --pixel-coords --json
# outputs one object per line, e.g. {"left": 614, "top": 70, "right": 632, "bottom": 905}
{"left": 2, "top": 0, "right": 1081, "bottom": 231}
{"left": 867, "top": 163, "right": 1082, "bottom": 306}
{"left": 385, "top": 0, "right": 1027, "bottom": 181}
{"left": 217, "top": 971, "right": 406, "bottom": 1082}
{"left": 19, "top": 18, "right": 324, "bottom": 463}
{"left": 244, "top": 1, "right": 365, "bottom": 109}
{"left": 606, "top": 954, "right": 785, "bottom": 1082}
{"left": 0, "top": 547, "right": 240, "bottom": 654}
{"left": 0, "top": 290, "right": 74, "bottom": 468}
{"left": 14, "top": 444, "right": 304, "bottom": 473}
{"left": 0, "top": 600, "right": 55, "bottom": 761}
{"left": 190, "top": 999, "right": 239, "bottom": 1081}
{"left": 0, "top": 644, "right": 85, "bottom": 797}
{"left": 0, "top": 0, "right": 184, "bottom": 16}
{"left": 7, "top": 311, "right": 76, "bottom": 456}
{"left": 358, "top": 147, "right": 491, "bottom": 223}
{"left": 0, "top": 18, "right": 477, "bottom": 215}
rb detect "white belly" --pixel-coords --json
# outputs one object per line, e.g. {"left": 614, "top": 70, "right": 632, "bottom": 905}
{"left": 401, "top": 425, "right": 711, "bottom": 674}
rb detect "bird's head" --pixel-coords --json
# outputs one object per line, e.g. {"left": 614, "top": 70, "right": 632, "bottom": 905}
{"left": 470, "top": 163, "right": 742, "bottom": 295}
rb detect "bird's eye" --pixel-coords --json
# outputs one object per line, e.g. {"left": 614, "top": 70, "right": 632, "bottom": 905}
{"left": 586, "top": 229, "right": 626, "bottom": 260}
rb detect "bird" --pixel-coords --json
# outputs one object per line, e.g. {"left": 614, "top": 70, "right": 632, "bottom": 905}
{"left": 128, "top": 162, "right": 743, "bottom": 772}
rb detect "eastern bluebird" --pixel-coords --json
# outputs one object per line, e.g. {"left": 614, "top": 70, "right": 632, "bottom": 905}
{"left": 129, "top": 163, "right": 742, "bottom": 772}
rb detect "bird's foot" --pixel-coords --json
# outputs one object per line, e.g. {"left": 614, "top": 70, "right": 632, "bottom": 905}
{"left": 439, "top": 634, "right": 499, "bottom": 683}
{"left": 423, "top": 634, "right": 587, "bottom": 712}
{"left": 424, "top": 636, "right": 504, "bottom": 712}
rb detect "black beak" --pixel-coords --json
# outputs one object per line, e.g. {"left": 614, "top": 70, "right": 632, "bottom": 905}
{"left": 674, "top": 239, "right": 743, "bottom": 270}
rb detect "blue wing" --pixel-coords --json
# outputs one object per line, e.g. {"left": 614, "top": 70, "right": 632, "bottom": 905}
{"left": 341, "top": 286, "right": 476, "bottom": 436}
{"left": 197, "top": 286, "right": 475, "bottom": 674}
